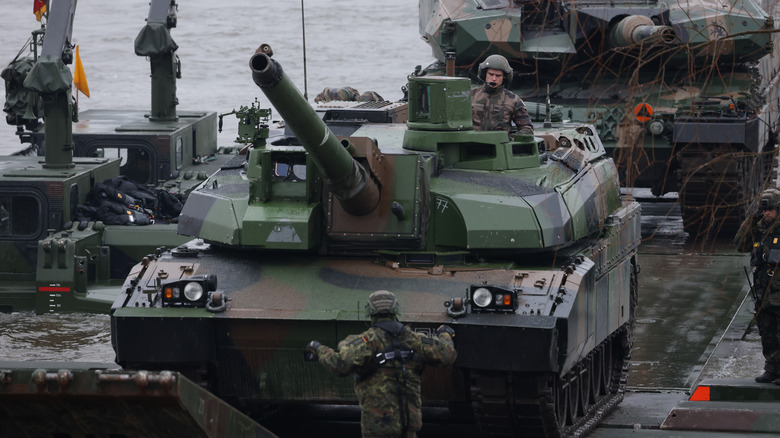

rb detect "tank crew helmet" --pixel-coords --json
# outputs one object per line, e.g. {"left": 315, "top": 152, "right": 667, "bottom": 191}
{"left": 760, "top": 188, "right": 780, "bottom": 211}
{"left": 478, "top": 54, "right": 513, "bottom": 82}
{"left": 366, "top": 290, "right": 400, "bottom": 318}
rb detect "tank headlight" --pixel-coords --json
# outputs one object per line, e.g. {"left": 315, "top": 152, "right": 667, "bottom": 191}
{"left": 161, "top": 274, "right": 218, "bottom": 307}
{"left": 163, "top": 286, "right": 181, "bottom": 300}
{"left": 472, "top": 288, "right": 493, "bottom": 307}
{"left": 648, "top": 120, "right": 664, "bottom": 135}
{"left": 469, "top": 285, "right": 517, "bottom": 313}
{"left": 183, "top": 282, "right": 204, "bottom": 302}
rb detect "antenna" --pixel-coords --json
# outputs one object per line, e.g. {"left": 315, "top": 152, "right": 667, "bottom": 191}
{"left": 544, "top": 83, "right": 552, "bottom": 128}
{"left": 301, "top": 0, "right": 308, "bottom": 101}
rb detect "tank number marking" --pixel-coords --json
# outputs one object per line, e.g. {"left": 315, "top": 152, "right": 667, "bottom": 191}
{"left": 435, "top": 197, "right": 449, "bottom": 213}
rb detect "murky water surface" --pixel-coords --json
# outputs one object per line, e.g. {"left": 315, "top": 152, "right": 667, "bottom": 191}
{"left": 0, "top": 311, "right": 113, "bottom": 361}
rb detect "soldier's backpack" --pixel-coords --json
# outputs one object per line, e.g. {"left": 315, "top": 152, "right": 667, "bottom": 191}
{"left": 74, "top": 176, "right": 185, "bottom": 225}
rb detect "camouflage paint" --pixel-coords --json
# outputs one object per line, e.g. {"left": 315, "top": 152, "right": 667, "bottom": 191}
{"left": 111, "top": 49, "right": 641, "bottom": 435}
{"left": 419, "top": 0, "right": 780, "bottom": 235}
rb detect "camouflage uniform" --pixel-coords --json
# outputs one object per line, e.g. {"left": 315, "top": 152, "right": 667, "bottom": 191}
{"left": 735, "top": 209, "right": 780, "bottom": 379}
{"left": 313, "top": 316, "right": 456, "bottom": 437}
{"left": 314, "top": 87, "right": 385, "bottom": 103}
{"left": 471, "top": 84, "right": 533, "bottom": 136}
{"left": 314, "top": 87, "right": 359, "bottom": 103}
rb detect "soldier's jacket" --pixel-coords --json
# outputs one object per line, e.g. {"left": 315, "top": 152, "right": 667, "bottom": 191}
{"left": 314, "top": 87, "right": 385, "bottom": 103}
{"left": 471, "top": 84, "right": 533, "bottom": 135}
{"left": 316, "top": 318, "right": 456, "bottom": 437}
{"left": 314, "top": 87, "right": 359, "bottom": 103}
{"left": 735, "top": 215, "right": 780, "bottom": 305}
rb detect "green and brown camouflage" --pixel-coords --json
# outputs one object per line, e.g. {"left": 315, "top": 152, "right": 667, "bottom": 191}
{"left": 418, "top": 0, "right": 780, "bottom": 236}
{"left": 314, "top": 316, "right": 456, "bottom": 436}
{"left": 314, "top": 87, "right": 386, "bottom": 103}
{"left": 0, "top": 0, "right": 241, "bottom": 314}
{"left": 0, "top": 363, "right": 277, "bottom": 438}
{"left": 314, "top": 86, "right": 360, "bottom": 103}
{"left": 111, "top": 46, "right": 641, "bottom": 436}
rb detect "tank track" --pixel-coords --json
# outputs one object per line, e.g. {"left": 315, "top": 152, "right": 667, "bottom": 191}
{"left": 468, "top": 258, "right": 638, "bottom": 437}
{"left": 468, "top": 329, "right": 629, "bottom": 438}
{"left": 677, "top": 145, "right": 777, "bottom": 236}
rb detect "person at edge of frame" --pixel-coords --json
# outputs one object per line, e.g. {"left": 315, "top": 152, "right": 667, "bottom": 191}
{"left": 735, "top": 187, "right": 780, "bottom": 383}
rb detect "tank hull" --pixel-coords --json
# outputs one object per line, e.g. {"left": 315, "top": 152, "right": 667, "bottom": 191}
{"left": 112, "top": 198, "right": 639, "bottom": 434}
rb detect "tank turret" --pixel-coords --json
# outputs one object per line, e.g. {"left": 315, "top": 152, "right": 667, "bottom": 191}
{"left": 419, "top": 0, "right": 780, "bottom": 236}
{"left": 250, "top": 51, "right": 379, "bottom": 215}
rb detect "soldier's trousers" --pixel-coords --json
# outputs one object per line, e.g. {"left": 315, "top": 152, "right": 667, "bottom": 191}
{"left": 756, "top": 305, "right": 780, "bottom": 373}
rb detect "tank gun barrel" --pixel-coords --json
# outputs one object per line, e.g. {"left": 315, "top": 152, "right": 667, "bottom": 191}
{"left": 250, "top": 49, "right": 379, "bottom": 216}
{"left": 609, "top": 15, "right": 677, "bottom": 47}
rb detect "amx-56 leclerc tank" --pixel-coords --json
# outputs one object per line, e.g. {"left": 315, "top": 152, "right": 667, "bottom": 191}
{"left": 419, "top": 0, "right": 780, "bottom": 236}
{"left": 110, "top": 47, "right": 640, "bottom": 437}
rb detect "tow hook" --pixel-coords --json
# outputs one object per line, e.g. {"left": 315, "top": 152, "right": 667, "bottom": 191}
{"left": 444, "top": 297, "right": 467, "bottom": 318}
{"left": 206, "top": 291, "right": 230, "bottom": 313}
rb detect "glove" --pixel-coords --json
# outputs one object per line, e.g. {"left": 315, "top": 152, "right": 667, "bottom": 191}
{"left": 436, "top": 325, "right": 455, "bottom": 338}
{"left": 304, "top": 340, "right": 322, "bottom": 362}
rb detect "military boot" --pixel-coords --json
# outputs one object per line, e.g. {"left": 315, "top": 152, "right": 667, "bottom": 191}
{"left": 755, "top": 371, "right": 779, "bottom": 383}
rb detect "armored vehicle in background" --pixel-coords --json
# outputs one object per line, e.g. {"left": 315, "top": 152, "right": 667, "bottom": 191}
{"left": 0, "top": 0, "right": 239, "bottom": 314}
{"left": 418, "top": 0, "right": 780, "bottom": 236}
{"left": 110, "top": 47, "right": 640, "bottom": 437}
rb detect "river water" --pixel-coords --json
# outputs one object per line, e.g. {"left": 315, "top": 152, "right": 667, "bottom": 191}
{"left": 1, "top": 0, "right": 434, "bottom": 153}
{"left": 0, "top": 0, "right": 433, "bottom": 362}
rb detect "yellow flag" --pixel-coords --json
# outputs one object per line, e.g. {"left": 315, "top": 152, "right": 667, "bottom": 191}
{"left": 73, "top": 45, "right": 90, "bottom": 98}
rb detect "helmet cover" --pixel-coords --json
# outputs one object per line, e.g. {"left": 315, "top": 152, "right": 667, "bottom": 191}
{"left": 760, "top": 188, "right": 780, "bottom": 210}
{"left": 366, "top": 290, "right": 400, "bottom": 317}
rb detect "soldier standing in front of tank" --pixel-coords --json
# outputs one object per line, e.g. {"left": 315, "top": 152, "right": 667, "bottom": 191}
{"left": 735, "top": 188, "right": 780, "bottom": 383}
{"left": 305, "top": 290, "right": 457, "bottom": 437}
{"left": 471, "top": 54, "right": 533, "bottom": 137}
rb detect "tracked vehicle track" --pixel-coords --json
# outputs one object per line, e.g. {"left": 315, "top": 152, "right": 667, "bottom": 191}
{"left": 678, "top": 145, "right": 777, "bottom": 236}
{"left": 469, "top": 329, "right": 629, "bottom": 438}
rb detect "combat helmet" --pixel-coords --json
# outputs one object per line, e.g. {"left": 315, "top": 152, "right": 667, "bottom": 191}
{"left": 760, "top": 188, "right": 780, "bottom": 210}
{"left": 478, "top": 54, "right": 513, "bottom": 81}
{"left": 366, "top": 290, "right": 400, "bottom": 317}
